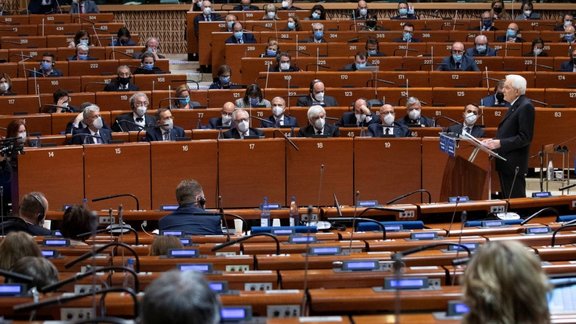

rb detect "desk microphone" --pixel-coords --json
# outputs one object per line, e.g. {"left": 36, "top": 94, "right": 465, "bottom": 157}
{"left": 92, "top": 193, "right": 140, "bottom": 211}
{"left": 551, "top": 223, "right": 576, "bottom": 247}
{"left": 529, "top": 98, "right": 548, "bottom": 107}
{"left": 385, "top": 189, "right": 431, "bottom": 205}
{"left": 0, "top": 269, "right": 33, "bottom": 284}
{"left": 445, "top": 196, "right": 462, "bottom": 237}
{"left": 83, "top": 81, "right": 109, "bottom": 92}
{"left": 39, "top": 266, "right": 139, "bottom": 293}
{"left": 520, "top": 207, "right": 559, "bottom": 226}
{"left": 433, "top": 115, "right": 461, "bottom": 129}
{"left": 356, "top": 206, "right": 405, "bottom": 218}
{"left": 495, "top": 166, "right": 520, "bottom": 220}
{"left": 366, "top": 78, "right": 395, "bottom": 87}
{"left": 328, "top": 216, "right": 386, "bottom": 241}
{"left": 273, "top": 129, "right": 299, "bottom": 151}
{"left": 211, "top": 232, "right": 280, "bottom": 255}
{"left": 65, "top": 242, "right": 140, "bottom": 271}
{"left": 76, "top": 225, "right": 140, "bottom": 245}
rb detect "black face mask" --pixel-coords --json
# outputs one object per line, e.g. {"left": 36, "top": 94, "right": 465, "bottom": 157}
{"left": 495, "top": 92, "right": 504, "bottom": 102}
{"left": 366, "top": 20, "right": 377, "bottom": 28}
{"left": 118, "top": 77, "right": 130, "bottom": 85}
{"left": 493, "top": 7, "right": 502, "bottom": 14}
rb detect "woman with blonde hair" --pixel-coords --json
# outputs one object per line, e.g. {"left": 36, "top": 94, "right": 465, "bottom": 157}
{"left": 149, "top": 235, "right": 184, "bottom": 256}
{"left": 462, "top": 240, "right": 551, "bottom": 324}
{"left": 0, "top": 231, "right": 42, "bottom": 270}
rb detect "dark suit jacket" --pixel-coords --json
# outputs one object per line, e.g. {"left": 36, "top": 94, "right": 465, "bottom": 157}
{"left": 112, "top": 113, "right": 156, "bottom": 132}
{"left": 397, "top": 115, "right": 435, "bottom": 127}
{"left": 208, "top": 117, "right": 231, "bottom": 129}
{"left": 193, "top": 13, "right": 222, "bottom": 37}
{"left": 70, "top": 0, "right": 99, "bottom": 13}
{"left": 28, "top": 0, "right": 59, "bottom": 14}
{"left": 494, "top": 95, "right": 535, "bottom": 176}
{"left": 368, "top": 123, "right": 410, "bottom": 137}
{"left": 70, "top": 127, "right": 112, "bottom": 145}
{"left": 495, "top": 35, "right": 525, "bottom": 43}
{"left": 158, "top": 204, "right": 222, "bottom": 235}
{"left": 222, "top": 128, "right": 264, "bottom": 139}
{"left": 465, "top": 47, "right": 497, "bottom": 57}
{"left": 341, "top": 63, "right": 375, "bottom": 71}
{"left": 224, "top": 33, "right": 257, "bottom": 44}
{"left": 261, "top": 115, "right": 298, "bottom": 128}
{"left": 480, "top": 94, "right": 510, "bottom": 107}
{"left": 133, "top": 67, "right": 165, "bottom": 75}
{"left": 145, "top": 126, "right": 186, "bottom": 141}
{"left": 392, "top": 37, "right": 421, "bottom": 43}
{"left": 437, "top": 55, "right": 480, "bottom": 71}
{"left": 67, "top": 55, "right": 97, "bottom": 61}
{"left": 296, "top": 95, "right": 338, "bottom": 107}
{"left": 29, "top": 68, "right": 63, "bottom": 77}
{"left": 104, "top": 79, "right": 140, "bottom": 92}
{"left": 338, "top": 112, "right": 376, "bottom": 127}
{"left": 560, "top": 60, "right": 575, "bottom": 72}
{"left": 232, "top": 4, "right": 259, "bottom": 11}
{"left": 446, "top": 124, "right": 485, "bottom": 138}
{"left": 298, "top": 124, "right": 340, "bottom": 137}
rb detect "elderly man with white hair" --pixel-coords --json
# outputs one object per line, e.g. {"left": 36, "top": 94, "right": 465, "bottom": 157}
{"left": 70, "top": 104, "right": 112, "bottom": 144}
{"left": 483, "top": 74, "right": 534, "bottom": 198}
{"left": 397, "top": 96, "right": 434, "bottom": 127}
{"left": 298, "top": 105, "right": 339, "bottom": 137}
{"left": 466, "top": 35, "right": 497, "bottom": 57}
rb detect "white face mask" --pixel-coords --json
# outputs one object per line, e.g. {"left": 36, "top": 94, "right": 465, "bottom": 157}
{"left": 237, "top": 120, "right": 249, "bottom": 133}
{"left": 314, "top": 91, "right": 324, "bottom": 102}
{"left": 280, "top": 62, "right": 290, "bottom": 70}
{"left": 382, "top": 113, "right": 395, "bottom": 126}
{"left": 222, "top": 114, "right": 232, "bottom": 125}
{"left": 272, "top": 105, "right": 284, "bottom": 117}
{"left": 281, "top": 0, "right": 288, "bottom": 8}
{"left": 92, "top": 116, "right": 103, "bottom": 130}
{"left": 0, "top": 82, "right": 9, "bottom": 92}
{"left": 524, "top": 10, "right": 532, "bottom": 17}
{"left": 267, "top": 11, "right": 275, "bottom": 19}
{"left": 314, "top": 117, "right": 325, "bottom": 130}
{"left": 18, "top": 132, "right": 26, "bottom": 142}
{"left": 408, "top": 109, "right": 420, "bottom": 120}
{"left": 533, "top": 48, "right": 543, "bottom": 56}
{"left": 136, "top": 106, "right": 147, "bottom": 117}
{"left": 465, "top": 112, "right": 477, "bottom": 125}
{"left": 161, "top": 118, "right": 174, "bottom": 130}
{"left": 359, "top": 8, "right": 367, "bottom": 16}
{"left": 203, "top": 7, "right": 211, "bottom": 15}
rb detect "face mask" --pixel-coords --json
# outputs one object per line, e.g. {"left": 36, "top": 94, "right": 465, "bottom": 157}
{"left": 226, "top": 21, "right": 235, "bottom": 30}
{"left": 119, "top": 77, "right": 130, "bottom": 85}
{"left": 78, "top": 54, "right": 88, "bottom": 60}
{"left": 465, "top": 112, "right": 477, "bottom": 125}
{"left": 136, "top": 106, "right": 147, "bottom": 116}
{"left": 314, "top": 117, "right": 325, "bottom": 130}
{"left": 476, "top": 44, "right": 487, "bottom": 53}
{"left": 0, "top": 82, "right": 8, "bottom": 92}
{"left": 267, "top": 11, "right": 275, "bottom": 19}
{"left": 408, "top": 109, "right": 420, "bottom": 120}
{"left": 93, "top": 116, "right": 103, "bottom": 130}
{"left": 196, "top": 1, "right": 201, "bottom": 7}
{"left": 314, "top": 91, "right": 324, "bottom": 102}
{"left": 222, "top": 114, "right": 232, "bottom": 125}
{"left": 366, "top": 20, "right": 376, "bottom": 28}
{"left": 266, "top": 49, "right": 277, "bottom": 56}
{"left": 242, "top": 5, "right": 250, "bottom": 10}
{"left": 61, "top": 101, "right": 69, "bottom": 108}
{"left": 272, "top": 105, "right": 284, "bottom": 117}
{"left": 146, "top": 47, "right": 155, "bottom": 53}
{"left": 355, "top": 113, "right": 366, "bottom": 123}
{"left": 403, "top": 32, "right": 412, "bottom": 41}
{"left": 79, "top": 39, "right": 89, "bottom": 46}
{"left": 237, "top": 120, "right": 249, "bottom": 133}
{"left": 452, "top": 54, "right": 463, "bottom": 62}
{"left": 234, "top": 31, "right": 243, "bottom": 39}
{"left": 482, "top": 20, "right": 492, "bottom": 28}
{"left": 203, "top": 7, "right": 211, "bottom": 15}
{"left": 314, "top": 30, "right": 323, "bottom": 40}
{"left": 565, "top": 20, "right": 573, "bottom": 27}
{"left": 312, "top": 12, "right": 320, "bottom": 20}
{"left": 220, "top": 76, "right": 230, "bottom": 84}
{"left": 495, "top": 92, "right": 504, "bottom": 102}
{"left": 287, "top": 21, "right": 295, "bottom": 30}
{"left": 506, "top": 28, "right": 517, "bottom": 38}
{"left": 249, "top": 97, "right": 260, "bottom": 106}
{"left": 523, "top": 10, "right": 532, "bottom": 17}
{"left": 162, "top": 118, "right": 174, "bottom": 131}
{"left": 143, "top": 62, "right": 154, "bottom": 70}
{"left": 281, "top": 0, "right": 288, "bottom": 8}
{"left": 533, "top": 48, "right": 543, "bottom": 56}
{"left": 359, "top": 8, "right": 367, "bottom": 16}
{"left": 280, "top": 62, "right": 290, "bottom": 70}
{"left": 179, "top": 97, "right": 190, "bottom": 106}
{"left": 368, "top": 49, "right": 377, "bottom": 56}
{"left": 41, "top": 61, "right": 52, "bottom": 70}
{"left": 566, "top": 34, "right": 575, "bottom": 42}
{"left": 356, "top": 62, "right": 367, "bottom": 69}
{"left": 398, "top": 8, "right": 408, "bottom": 16}
{"left": 383, "top": 113, "right": 394, "bottom": 126}
{"left": 493, "top": 7, "right": 502, "bottom": 14}
{"left": 18, "top": 132, "right": 26, "bottom": 142}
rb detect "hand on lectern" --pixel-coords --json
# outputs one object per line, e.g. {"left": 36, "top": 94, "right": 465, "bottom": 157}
{"left": 482, "top": 138, "right": 501, "bottom": 150}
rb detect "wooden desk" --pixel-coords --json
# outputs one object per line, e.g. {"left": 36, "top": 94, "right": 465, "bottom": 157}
{"left": 113, "top": 255, "right": 255, "bottom": 272}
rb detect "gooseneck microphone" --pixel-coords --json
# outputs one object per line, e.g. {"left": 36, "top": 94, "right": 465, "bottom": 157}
{"left": 356, "top": 206, "right": 406, "bottom": 218}
{"left": 211, "top": 232, "right": 280, "bottom": 255}
{"left": 273, "top": 129, "right": 299, "bottom": 151}
{"left": 385, "top": 189, "right": 431, "bottom": 205}
{"left": 39, "top": 266, "right": 139, "bottom": 293}
{"left": 92, "top": 193, "right": 140, "bottom": 211}
{"left": 520, "top": 207, "right": 559, "bottom": 226}
{"left": 65, "top": 242, "right": 140, "bottom": 272}
{"left": 0, "top": 269, "right": 33, "bottom": 283}
{"left": 551, "top": 223, "right": 576, "bottom": 247}
{"left": 496, "top": 166, "right": 520, "bottom": 220}
{"left": 76, "top": 225, "right": 140, "bottom": 245}
{"left": 327, "top": 217, "right": 387, "bottom": 241}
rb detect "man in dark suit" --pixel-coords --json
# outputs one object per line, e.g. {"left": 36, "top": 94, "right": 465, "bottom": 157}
{"left": 193, "top": 0, "right": 221, "bottom": 38}
{"left": 338, "top": 98, "right": 376, "bottom": 127}
{"left": 351, "top": 0, "right": 369, "bottom": 20}
{"left": 223, "top": 108, "right": 264, "bottom": 139}
{"left": 67, "top": 44, "right": 97, "bottom": 61}
{"left": 145, "top": 108, "right": 185, "bottom": 142}
{"left": 104, "top": 65, "right": 140, "bottom": 92}
{"left": 446, "top": 104, "right": 485, "bottom": 138}
{"left": 397, "top": 96, "right": 434, "bottom": 128}
{"left": 495, "top": 23, "right": 525, "bottom": 43}
{"left": 306, "top": 23, "right": 326, "bottom": 43}
{"left": 224, "top": 22, "right": 256, "bottom": 44}
{"left": 438, "top": 42, "right": 480, "bottom": 71}
{"left": 341, "top": 52, "right": 373, "bottom": 71}
{"left": 261, "top": 97, "right": 298, "bottom": 128}
{"left": 560, "top": 25, "right": 575, "bottom": 44}
{"left": 29, "top": 53, "right": 63, "bottom": 77}
{"left": 3, "top": 192, "right": 53, "bottom": 236}
{"left": 483, "top": 75, "right": 535, "bottom": 198}
{"left": 298, "top": 105, "right": 340, "bottom": 137}
{"left": 70, "top": 104, "right": 112, "bottom": 145}
{"left": 232, "top": 0, "right": 259, "bottom": 11}
{"left": 554, "top": 14, "right": 573, "bottom": 31}
{"left": 208, "top": 102, "right": 235, "bottom": 129}
{"left": 560, "top": 48, "right": 576, "bottom": 72}
{"left": 368, "top": 104, "right": 410, "bottom": 137}
{"left": 478, "top": 11, "right": 497, "bottom": 31}
{"left": 158, "top": 179, "right": 222, "bottom": 235}
{"left": 279, "top": 0, "right": 300, "bottom": 10}
{"left": 113, "top": 92, "right": 156, "bottom": 132}
{"left": 70, "top": 0, "right": 99, "bottom": 13}
{"left": 28, "top": 0, "right": 59, "bottom": 14}
{"left": 466, "top": 35, "right": 497, "bottom": 57}
{"left": 297, "top": 79, "right": 339, "bottom": 107}
{"left": 480, "top": 81, "right": 510, "bottom": 107}
{"left": 392, "top": 23, "right": 421, "bottom": 43}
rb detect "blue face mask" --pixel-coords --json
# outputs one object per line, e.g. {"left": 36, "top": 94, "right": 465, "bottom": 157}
{"left": 566, "top": 34, "right": 575, "bottom": 42}
{"left": 266, "top": 49, "right": 277, "bottom": 56}
{"left": 234, "top": 31, "right": 243, "bottom": 39}
{"left": 476, "top": 44, "right": 487, "bottom": 53}
{"left": 143, "top": 63, "right": 154, "bottom": 70}
{"left": 356, "top": 62, "right": 366, "bottom": 69}
{"left": 314, "top": 30, "right": 323, "bottom": 40}
{"left": 220, "top": 76, "right": 230, "bottom": 84}
{"left": 482, "top": 20, "right": 492, "bottom": 28}
{"left": 78, "top": 54, "right": 88, "bottom": 60}
{"left": 398, "top": 8, "right": 408, "bottom": 16}
{"left": 311, "top": 12, "right": 320, "bottom": 20}
{"left": 287, "top": 21, "right": 295, "bottom": 30}
{"left": 40, "top": 61, "right": 52, "bottom": 70}
{"left": 403, "top": 32, "right": 412, "bottom": 41}
{"left": 179, "top": 97, "right": 190, "bottom": 106}
{"left": 452, "top": 54, "right": 463, "bottom": 62}
{"left": 226, "top": 21, "right": 235, "bottom": 30}
{"left": 249, "top": 97, "right": 260, "bottom": 106}
{"left": 367, "top": 49, "right": 377, "bottom": 56}
{"left": 506, "top": 28, "right": 517, "bottom": 38}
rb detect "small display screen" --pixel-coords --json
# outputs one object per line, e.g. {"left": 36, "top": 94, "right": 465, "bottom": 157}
{"left": 221, "top": 307, "right": 250, "bottom": 320}
{"left": 289, "top": 235, "right": 317, "bottom": 244}
{"left": 482, "top": 220, "right": 504, "bottom": 227}
{"left": 343, "top": 261, "right": 378, "bottom": 271}
{"left": 43, "top": 239, "right": 69, "bottom": 246}
{"left": 209, "top": 281, "right": 227, "bottom": 293}
{"left": 526, "top": 227, "right": 550, "bottom": 234}
{"left": 0, "top": 284, "right": 23, "bottom": 296}
{"left": 169, "top": 249, "right": 199, "bottom": 258}
{"left": 411, "top": 232, "right": 437, "bottom": 240}
{"left": 310, "top": 247, "right": 340, "bottom": 255}
{"left": 272, "top": 229, "right": 294, "bottom": 235}
{"left": 178, "top": 264, "right": 211, "bottom": 273}
{"left": 385, "top": 278, "right": 427, "bottom": 289}
{"left": 161, "top": 231, "right": 183, "bottom": 236}
{"left": 41, "top": 250, "right": 58, "bottom": 258}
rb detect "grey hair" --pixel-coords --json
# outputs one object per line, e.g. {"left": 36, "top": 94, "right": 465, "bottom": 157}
{"left": 129, "top": 92, "right": 149, "bottom": 110}
{"left": 505, "top": 74, "right": 527, "bottom": 95}
{"left": 82, "top": 104, "right": 100, "bottom": 120}
{"left": 307, "top": 105, "right": 325, "bottom": 120}
{"left": 406, "top": 96, "right": 420, "bottom": 108}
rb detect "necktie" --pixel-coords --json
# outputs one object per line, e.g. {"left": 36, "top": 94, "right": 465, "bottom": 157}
{"left": 465, "top": 127, "right": 471, "bottom": 134}
{"left": 317, "top": 130, "right": 322, "bottom": 135}
{"left": 385, "top": 127, "right": 390, "bottom": 135}
{"left": 456, "top": 62, "right": 461, "bottom": 70}
{"left": 80, "top": 4, "right": 84, "bottom": 13}
{"left": 163, "top": 131, "right": 170, "bottom": 141}
{"left": 206, "top": 15, "right": 211, "bottom": 21}
{"left": 94, "top": 132, "right": 101, "bottom": 144}
{"left": 136, "top": 117, "right": 144, "bottom": 123}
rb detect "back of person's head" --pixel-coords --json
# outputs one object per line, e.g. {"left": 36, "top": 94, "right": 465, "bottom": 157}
{"left": 149, "top": 236, "right": 184, "bottom": 256}
{"left": 140, "top": 270, "right": 221, "bottom": 324}
{"left": 8, "top": 256, "right": 59, "bottom": 290}
{"left": 0, "top": 231, "right": 42, "bottom": 270}
{"left": 18, "top": 192, "right": 47, "bottom": 225}
{"left": 175, "top": 179, "right": 204, "bottom": 206}
{"left": 60, "top": 205, "right": 98, "bottom": 241}
{"left": 462, "top": 241, "right": 551, "bottom": 324}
